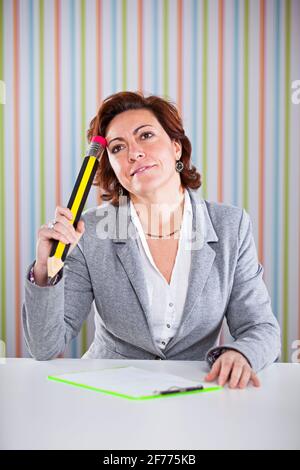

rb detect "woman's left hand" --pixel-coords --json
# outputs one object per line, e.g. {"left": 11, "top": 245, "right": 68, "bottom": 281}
{"left": 204, "top": 350, "right": 261, "bottom": 389}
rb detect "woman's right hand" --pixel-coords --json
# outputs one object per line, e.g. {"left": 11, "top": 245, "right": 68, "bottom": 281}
{"left": 35, "top": 206, "right": 85, "bottom": 271}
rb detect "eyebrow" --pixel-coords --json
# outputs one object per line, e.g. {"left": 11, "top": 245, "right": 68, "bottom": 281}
{"left": 107, "top": 124, "right": 154, "bottom": 146}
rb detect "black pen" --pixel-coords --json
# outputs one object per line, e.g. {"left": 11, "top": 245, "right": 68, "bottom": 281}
{"left": 157, "top": 385, "right": 204, "bottom": 395}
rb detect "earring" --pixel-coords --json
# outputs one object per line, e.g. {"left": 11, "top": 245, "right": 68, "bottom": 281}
{"left": 119, "top": 185, "right": 124, "bottom": 196}
{"left": 175, "top": 159, "right": 184, "bottom": 172}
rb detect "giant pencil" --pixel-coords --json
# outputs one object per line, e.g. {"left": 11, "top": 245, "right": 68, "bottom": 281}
{"left": 47, "top": 136, "right": 107, "bottom": 278}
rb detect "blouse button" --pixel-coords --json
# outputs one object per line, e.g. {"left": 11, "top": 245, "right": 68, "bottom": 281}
{"left": 166, "top": 324, "right": 170, "bottom": 328}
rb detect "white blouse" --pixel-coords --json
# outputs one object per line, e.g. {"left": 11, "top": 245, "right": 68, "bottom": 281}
{"left": 130, "top": 188, "right": 203, "bottom": 352}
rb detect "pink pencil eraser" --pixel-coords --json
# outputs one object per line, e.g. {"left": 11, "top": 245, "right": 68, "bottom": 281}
{"left": 92, "top": 135, "right": 107, "bottom": 148}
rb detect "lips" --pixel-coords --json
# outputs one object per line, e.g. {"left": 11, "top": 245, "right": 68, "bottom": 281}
{"left": 131, "top": 164, "right": 156, "bottom": 176}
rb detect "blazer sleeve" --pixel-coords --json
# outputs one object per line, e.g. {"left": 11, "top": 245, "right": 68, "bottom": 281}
{"left": 22, "top": 235, "right": 94, "bottom": 360}
{"left": 206, "top": 208, "right": 282, "bottom": 373}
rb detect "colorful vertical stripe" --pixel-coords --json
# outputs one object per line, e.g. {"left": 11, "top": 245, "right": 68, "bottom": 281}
{"left": 177, "top": 0, "right": 183, "bottom": 116}
{"left": 258, "top": 0, "right": 266, "bottom": 264}
{"left": 217, "top": 0, "right": 224, "bottom": 203}
{"left": 201, "top": 0, "right": 208, "bottom": 198}
{"left": 96, "top": 0, "right": 103, "bottom": 106}
{"left": 137, "top": 0, "right": 143, "bottom": 93}
{"left": 0, "top": 0, "right": 6, "bottom": 346}
{"left": 0, "top": 0, "right": 299, "bottom": 363}
{"left": 54, "top": 0, "right": 62, "bottom": 207}
{"left": 243, "top": 0, "right": 249, "bottom": 211}
{"left": 152, "top": 0, "right": 158, "bottom": 93}
{"left": 272, "top": 0, "right": 281, "bottom": 323}
{"left": 217, "top": 0, "right": 224, "bottom": 345}
{"left": 282, "top": 0, "right": 291, "bottom": 362}
{"left": 28, "top": 0, "right": 36, "bottom": 262}
{"left": 162, "top": 0, "right": 169, "bottom": 98}
{"left": 232, "top": 0, "right": 240, "bottom": 207}
{"left": 191, "top": 0, "right": 199, "bottom": 173}
{"left": 39, "top": 0, "right": 46, "bottom": 228}
{"left": 13, "top": 0, "right": 21, "bottom": 357}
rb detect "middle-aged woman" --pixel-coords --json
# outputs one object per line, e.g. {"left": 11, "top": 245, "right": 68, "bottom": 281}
{"left": 22, "top": 91, "right": 281, "bottom": 389}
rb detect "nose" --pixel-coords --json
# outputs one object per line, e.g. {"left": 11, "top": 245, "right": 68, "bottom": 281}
{"left": 128, "top": 150, "right": 145, "bottom": 161}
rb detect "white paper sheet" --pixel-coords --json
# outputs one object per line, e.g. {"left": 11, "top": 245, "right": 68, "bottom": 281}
{"left": 49, "top": 366, "right": 220, "bottom": 398}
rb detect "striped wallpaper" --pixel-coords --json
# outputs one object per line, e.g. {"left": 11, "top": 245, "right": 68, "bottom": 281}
{"left": 0, "top": 0, "right": 299, "bottom": 362}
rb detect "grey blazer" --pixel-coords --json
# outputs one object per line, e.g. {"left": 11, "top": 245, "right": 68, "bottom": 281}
{"left": 22, "top": 188, "right": 281, "bottom": 372}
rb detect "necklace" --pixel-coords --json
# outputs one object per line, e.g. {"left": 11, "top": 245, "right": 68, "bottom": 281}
{"left": 135, "top": 195, "right": 184, "bottom": 240}
{"left": 145, "top": 227, "right": 181, "bottom": 239}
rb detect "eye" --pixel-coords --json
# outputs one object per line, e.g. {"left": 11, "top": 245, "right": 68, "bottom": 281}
{"left": 140, "top": 131, "right": 153, "bottom": 140}
{"left": 111, "top": 144, "right": 124, "bottom": 154}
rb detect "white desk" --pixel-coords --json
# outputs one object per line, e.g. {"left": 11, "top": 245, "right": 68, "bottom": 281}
{"left": 0, "top": 358, "right": 299, "bottom": 450}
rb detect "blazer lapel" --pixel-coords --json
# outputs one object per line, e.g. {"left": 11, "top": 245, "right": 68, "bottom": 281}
{"left": 164, "top": 189, "right": 219, "bottom": 352}
{"left": 112, "top": 197, "right": 161, "bottom": 355}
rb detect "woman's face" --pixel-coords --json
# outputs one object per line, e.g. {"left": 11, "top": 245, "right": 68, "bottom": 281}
{"left": 105, "top": 109, "right": 182, "bottom": 198}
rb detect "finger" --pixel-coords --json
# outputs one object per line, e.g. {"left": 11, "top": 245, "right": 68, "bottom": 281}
{"left": 55, "top": 206, "right": 73, "bottom": 222}
{"left": 205, "top": 359, "right": 222, "bottom": 382}
{"left": 54, "top": 213, "right": 75, "bottom": 230}
{"left": 218, "top": 358, "right": 234, "bottom": 386}
{"left": 40, "top": 227, "right": 71, "bottom": 245}
{"left": 229, "top": 363, "right": 244, "bottom": 389}
{"left": 50, "top": 222, "right": 78, "bottom": 244}
{"left": 250, "top": 371, "right": 261, "bottom": 388}
{"left": 55, "top": 213, "right": 84, "bottom": 240}
{"left": 237, "top": 368, "right": 251, "bottom": 389}
{"left": 54, "top": 209, "right": 77, "bottom": 234}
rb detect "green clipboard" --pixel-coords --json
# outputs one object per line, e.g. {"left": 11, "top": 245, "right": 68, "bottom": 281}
{"left": 48, "top": 366, "right": 222, "bottom": 400}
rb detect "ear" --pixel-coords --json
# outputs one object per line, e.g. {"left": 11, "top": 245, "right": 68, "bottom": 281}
{"left": 173, "top": 139, "right": 182, "bottom": 159}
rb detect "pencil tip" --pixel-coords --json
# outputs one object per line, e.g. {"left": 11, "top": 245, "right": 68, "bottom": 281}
{"left": 47, "top": 256, "right": 64, "bottom": 278}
